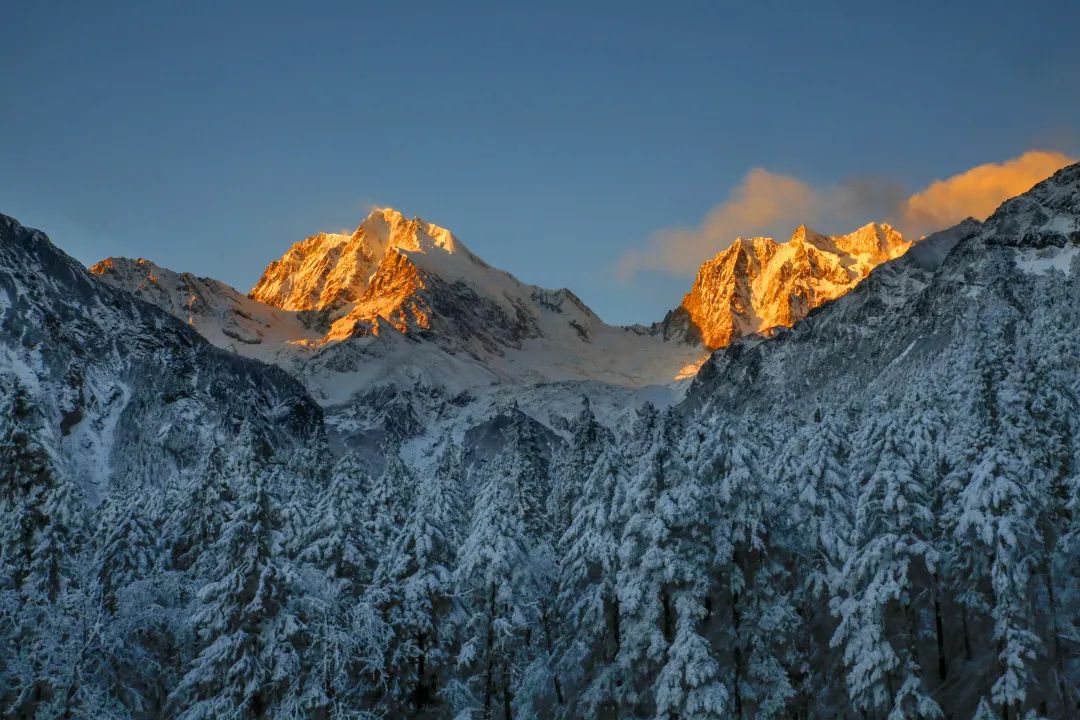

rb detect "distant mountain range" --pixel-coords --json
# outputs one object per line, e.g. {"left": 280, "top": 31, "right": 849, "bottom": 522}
{"left": 83, "top": 205, "right": 918, "bottom": 462}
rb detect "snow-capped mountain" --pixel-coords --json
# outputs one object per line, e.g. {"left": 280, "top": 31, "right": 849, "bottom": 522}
{"left": 659, "top": 222, "right": 910, "bottom": 349}
{"left": 246, "top": 207, "right": 696, "bottom": 370}
{"left": 93, "top": 209, "right": 710, "bottom": 460}
{"left": 97, "top": 208, "right": 705, "bottom": 388}
{"left": 88, "top": 256, "right": 323, "bottom": 359}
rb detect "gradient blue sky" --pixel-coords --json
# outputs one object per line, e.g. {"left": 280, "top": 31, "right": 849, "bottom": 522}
{"left": 3, "top": 1, "right": 1078, "bottom": 324}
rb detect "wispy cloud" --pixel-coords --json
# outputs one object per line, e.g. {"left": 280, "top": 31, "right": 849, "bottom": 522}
{"left": 617, "top": 169, "right": 820, "bottom": 277}
{"left": 617, "top": 150, "right": 1075, "bottom": 279}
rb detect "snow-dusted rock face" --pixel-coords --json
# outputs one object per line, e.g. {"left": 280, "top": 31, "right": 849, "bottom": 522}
{"left": 660, "top": 222, "right": 910, "bottom": 349}
{"left": 0, "top": 215, "right": 327, "bottom": 496}
{"left": 94, "top": 207, "right": 917, "bottom": 411}
{"left": 97, "top": 209, "right": 708, "bottom": 385}
{"left": 88, "top": 256, "right": 322, "bottom": 358}
{"left": 250, "top": 208, "right": 479, "bottom": 321}
{"left": 247, "top": 207, "right": 689, "bottom": 366}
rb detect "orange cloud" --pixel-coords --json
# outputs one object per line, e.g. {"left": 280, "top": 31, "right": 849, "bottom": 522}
{"left": 900, "top": 150, "right": 1075, "bottom": 238}
{"left": 619, "top": 150, "right": 1076, "bottom": 279}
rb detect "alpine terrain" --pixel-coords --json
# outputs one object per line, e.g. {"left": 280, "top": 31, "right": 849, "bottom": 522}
{"left": 1, "top": 163, "right": 1079, "bottom": 719}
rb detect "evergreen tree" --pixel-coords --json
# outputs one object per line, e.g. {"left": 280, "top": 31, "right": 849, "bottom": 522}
{"left": 294, "top": 451, "right": 394, "bottom": 717}
{"left": 168, "top": 469, "right": 305, "bottom": 719}
{"left": 793, "top": 412, "right": 852, "bottom": 599}
{"left": 453, "top": 453, "right": 539, "bottom": 720}
{"left": 94, "top": 488, "right": 160, "bottom": 614}
{"left": 362, "top": 447, "right": 416, "bottom": 562}
{"left": 554, "top": 438, "right": 624, "bottom": 718}
{"left": 0, "top": 377, "right": 59, "bottom": 593}
{"left": 550, "top": 397, "right": 604, "bottom": 542}
{"left": 25, "top": 473, "right": 88, "bottom": 606}
{"left": 832, "top": 410, "right": 942, "bottom": 718}
{"left": 299, "top": 450, "right": 372, "bottom": 597}
{"left": 702, "top": 424, "right": 797, "bottom": 718}
{"left": 954, "top": 445, "right": 1041, "bottom": 719}
{"left": 162, "top": 451, "right": 234, "bottom": 574}
{"left": 372, "top": 441, "right": 465, "bottom": 712}
{"left": 501, "top": 407, "right": 553, "bottom": 540}
{"left": 615, "top": 407, "right": 729, "bottom": 719}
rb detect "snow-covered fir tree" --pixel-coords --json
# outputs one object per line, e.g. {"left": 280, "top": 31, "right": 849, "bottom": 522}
{"left": 371, "top": 440, "right": 465, "bottom": 713}
{"left": 831, "top": 406, "right": 942, "bottom": 719}
{"left": 361, "top": 446, "right": 417, "bottom": 564}
{"left": 167, "top": 468, "right": 305, "bottom": 719}
{"left": 615, "top": 406, "right": 730, "bottom": 719}
{"left": 554, "top": 418, "right": 622, "bottom": 718}
{"left": 452, "top": 450, "right": 542, "bottom": 720}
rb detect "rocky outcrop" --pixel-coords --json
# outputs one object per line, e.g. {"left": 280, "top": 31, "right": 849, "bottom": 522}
{"left": 660, "top": 222, "right": 909, "bottom": 349}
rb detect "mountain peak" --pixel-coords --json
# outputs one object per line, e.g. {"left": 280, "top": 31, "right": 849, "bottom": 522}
{"left": 833, "top": 221, "right": 906, "bottom": 259}
{"left": 355, "top": 207, "right": 464, "bottom": 255}
{"left": 248, "top": 207, "right": 475, "bottom": 315}
{"left": 790, "top": 223, "right": 825, "bottom": 243}
{"left": 661, "top": 221, "right": 910, "bottom": 349}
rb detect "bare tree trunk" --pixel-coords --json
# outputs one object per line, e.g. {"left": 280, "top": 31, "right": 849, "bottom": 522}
{"left": 662, "top": 588, "right": 674, "bottom": 643}
{"left": 611, "top": 596, "right": 621, "bottom": 658}
{"left": 961, "top": 607, "right": 973, "bottom": 661}
{"left": 484, "top": 582, "right": 496, "bottom": 720}
{"left": 540, "top": 605, "right": 565, "bottom": 706}
{"left": 502, "top": 656, "right": 513, "bottom": 720}
{"left": 733, "top": 591, "right": 743, "bottom": 719}
{"left": 1045, "top": 571, "right": 1072, "bottom": 718}
{"left": 933, "top": 579, "right": 948, "bottom": 682}
{"left": 414, "top": 631, "right": 429, "bottom": 709}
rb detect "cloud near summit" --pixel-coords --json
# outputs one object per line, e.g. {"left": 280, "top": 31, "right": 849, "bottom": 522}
{"left": 617, "top": 150, "right": 1075, "bottom": 279}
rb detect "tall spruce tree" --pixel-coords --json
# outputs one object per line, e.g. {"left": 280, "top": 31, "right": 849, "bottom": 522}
{"left": 832, "top": 408, "right": 942, "bottom": 719}
{"left": 615, "top": 407, "right": 729, "bottom": 719}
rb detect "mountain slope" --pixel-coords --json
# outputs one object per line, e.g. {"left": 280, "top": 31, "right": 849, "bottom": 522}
{"left": 0, "top": 214, "right": 326, "bottom": 495}
{"left": 88, "top": 209, "right": 929, "bottom": 458}
{"left": 651, "top": 161, "right": 1080, "bottom": 720}
{"left": 98, "top": 208, "right": 705, "bottom": 389}
{"left": 5, "top": 165, "right": 1079, "bottom": 720}
{"left": 92, "top": 209, "right": 709, "bottom": 461}
{"left": 88, "top": 256, "right": 323, "bottom": 361}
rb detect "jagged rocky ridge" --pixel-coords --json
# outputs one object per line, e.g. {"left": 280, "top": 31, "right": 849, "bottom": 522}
{"left": 659, "top": 222, "right": 909, "bottom": 349}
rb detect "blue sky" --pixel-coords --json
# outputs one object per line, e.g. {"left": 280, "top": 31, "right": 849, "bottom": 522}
{"left": 2, "top": 1, "right": 1078, "bottom": 324}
